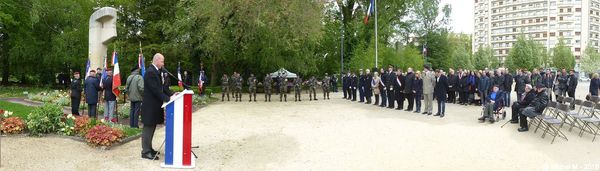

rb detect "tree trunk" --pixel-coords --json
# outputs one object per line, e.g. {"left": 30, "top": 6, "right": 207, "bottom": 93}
{"left": 210, "top": 62, "right": 218, "bottom": 87}
{"left": 1, "top": 53, "right": 9, "bottom": 85}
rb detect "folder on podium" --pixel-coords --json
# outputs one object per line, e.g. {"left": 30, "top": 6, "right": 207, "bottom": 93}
{"left": 161, "top": 90, "right": 195, "bottom": 169}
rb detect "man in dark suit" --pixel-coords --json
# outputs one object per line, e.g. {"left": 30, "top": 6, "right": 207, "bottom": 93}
{"left": 394, "top": 69, "right": 404, "bottom": 110}
{"left": 84, "top": 70, "right": 101, "bottom": 118}
{"left": 434, "top": 70, "right": 448, "bottom": 117}
{"left": 141, "top": 53, "right": 174, "bottom": 160}
{"left": 510, "top": 84, "right": 536, "bottom": 124}
{"left": 70, "top": 72, "right": 83, "bottom": 116}
{"left": 385, "top": 65, "right": 396, "bottom": 109}
{"left": 404, "top": 68, "right": 415, "bottom": 111}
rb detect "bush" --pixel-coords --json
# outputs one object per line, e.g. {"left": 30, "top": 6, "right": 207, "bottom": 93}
{"left": 74, "top": 116, "right": 91, "bottom": 136}
{"left": 85, "top": 125, "right": 124, "bottom": 147}
{"left": 27, "top": 90, "right": 71, "bottom": 106}
{"left": 1, "top": 116, "right": 27, "bottom": 134}
{"left": 117, "top": 103, "right": 131, "bottom": 119}
{"left": 26, "top": 103, "right": 64, "bottom": 136}
{"left": 58, "top": 114, "right": 76, "bottom": 136}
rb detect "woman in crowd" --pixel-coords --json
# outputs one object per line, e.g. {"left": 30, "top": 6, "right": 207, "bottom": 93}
{"left": 413, "top": 71, "right": 423, "bottom": 113}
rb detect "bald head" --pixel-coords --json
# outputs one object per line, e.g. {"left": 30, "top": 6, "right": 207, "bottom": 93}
{"left": 153, "top": 53, "right": 165, "bottom": 69}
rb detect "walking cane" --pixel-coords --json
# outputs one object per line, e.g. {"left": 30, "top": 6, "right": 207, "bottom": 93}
{"left": 500, "top": 119, "right": 511, "bottom": 128}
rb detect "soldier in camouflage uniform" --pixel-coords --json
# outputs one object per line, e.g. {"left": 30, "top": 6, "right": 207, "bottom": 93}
{"left": 247, "top": 73, "right": 257, "bottom": 102}
{"left": 308, "top": 76, "right": 318, "bottom": 101}
{"left": 279, "top": 74, "right": 287, "bottom": 102}
{"left": 234, "top": 73, "right": 243, "bottom": 102}
{"left": 230, "top": 72, "right": 236, "bottom": 100}
{"left": 294, "top": 76, "right": 303, "bottom": 102}
{"left": 221, "top": 73, "right": 230, "bottom": 101}
{"left": 263, "top": 73, "right": 273, "bottom": 102}
{"left": 322, "top": 73, "right": 331, "bottom": 100}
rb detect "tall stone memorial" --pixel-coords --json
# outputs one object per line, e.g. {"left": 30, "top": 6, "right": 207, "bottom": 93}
{"left": 89, "top": 7, "right": 117, "bottom": 70}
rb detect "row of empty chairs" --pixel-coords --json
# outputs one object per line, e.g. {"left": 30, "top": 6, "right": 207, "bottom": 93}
{"left": 529, "top": 95, "right": 600, "bottom": 144}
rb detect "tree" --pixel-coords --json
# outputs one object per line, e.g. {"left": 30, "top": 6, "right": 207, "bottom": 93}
{"left": 505, "top": 35, "right": 541, "bottom": 71}
{"left": 473, "top": 46, "right": 491, "bottom": 70}
{"left": 552, "top": 38, "right": 576, "bottom": 70}
{"left": 581, "top": 44, "right": 600, "bottom": 75}
{"left": 451, "top": 45, "right": 473, "bottom": 70}
{"left": 423, "top": 30, "right": 451, "bottom": 70}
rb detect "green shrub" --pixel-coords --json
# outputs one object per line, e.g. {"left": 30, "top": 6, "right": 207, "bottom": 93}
{"left": 117, "top": 103, "right": 131, "bottom": 119}
{"left": 26, "top": 103, "right": 64, "bottom": 136}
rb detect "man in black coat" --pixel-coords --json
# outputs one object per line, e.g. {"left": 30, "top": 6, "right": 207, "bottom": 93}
{"left": 70, "top": 72, "right": 83, "bottom": 116}
{"left": 567, "top": 70, "right": 578, "bottom": 98}
{"left": 84, "top": 70, "right": 101, "bottom": 118}
{"left": 557, "top": 69, "right": 569, "bottom": 98}
{"left": 351, "top": 72, "right": 358, "bottom": 101}
{"left": 514, "top": 70, "right": 526, "bottom": 101}
{"left": 458, "top": 71, "right": 468, "bottom": 105}
{"left": 447, "top": 70, "right": 458, "bottom": 103}
{"left": 510, "top": 84, "right": 536, "bottom": 124}
{"left": 379, "top": 68, "right": 388, "bottom": 107}
{"left": 394, "top": 69, "right": 405, "bottom": 110}
{"left": 404, "top": 68, "right": 415, "bottom": 111}
{"left": 503, "top": 69, "right": 513, "bottom": 107}
{"left": 385, "top": 65, "right": 396, "bottom": 109}
{"left": 342, "top": 73, "right": 348, "bottom": 99}
{"left": 358, "top": 69, "right": 365, "bottom": 102}
{"left": 141, "top": 53, "right": 174, "bottom": 160}
{"left": 364, "top": 69, "right": 373, "bottom": 104}
{"left": 518, "top": 84, "right": 549, "bottom": 132}
{"left": 434, "top": 70, "right": 448, "bottom": 117}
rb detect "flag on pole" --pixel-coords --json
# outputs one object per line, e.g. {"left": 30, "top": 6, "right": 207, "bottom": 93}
{"left": 85, "top": 59, "right": 91, "bottom": 78}
{"left": 177, "top": 62, "right": 183, "bottom": 88}
{"left": 100, "top": 55, "right": 107, "bottom": 87}
{"left": 363, "top": 0, "right": 374, "bottom": 24}
{"left": 111, "top": 51, "right": 121, "bottom": 97}
{"left": 138, "top": 53, "right": 146, "bottom": 77}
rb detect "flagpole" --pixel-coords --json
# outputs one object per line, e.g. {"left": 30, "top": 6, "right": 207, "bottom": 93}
{"left": 374, "top": 0, "right": 378, "bottom": 69}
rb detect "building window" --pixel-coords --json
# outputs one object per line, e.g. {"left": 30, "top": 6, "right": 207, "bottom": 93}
{"left": 559, "top": 32, "right": 564, "bottom": 36}
{"left": 575, "top": 48, "right": 581, "bottom": 52}
{"left": 576, "top": 8, "right": 581, "bottom": 12}
{"left": 550, "top": 17, "right": 556, "bottom": 20}
{"left": 550, "top": 32, "right": 556, "bottom": 36}
{"left": 568, "top": 8, "right": 572, "bottom": 12}
{"left": 576, "top": 32, "right": 581, "bottom": 36}
{"left": 560, "top": 9, "right": 563, "bottom": 13}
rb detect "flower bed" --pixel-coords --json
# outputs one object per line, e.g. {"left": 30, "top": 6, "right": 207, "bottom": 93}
{"left": 1, "top": 110, "right": 26, "bottom": 134}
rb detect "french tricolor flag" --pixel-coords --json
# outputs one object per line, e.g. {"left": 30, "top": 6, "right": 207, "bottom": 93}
{"left": 111, "top": 51, "right": 121, "bottom": 97}
{"left": 163, "top": 91, "right": 194, "bottom": 168}
{"left": 363, "top": 0, "right": 374, "bottom": 24}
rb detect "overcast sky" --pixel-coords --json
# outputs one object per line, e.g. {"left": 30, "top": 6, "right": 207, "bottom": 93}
{"left": 441, "top": 0, "right": 474, "bottom": 34}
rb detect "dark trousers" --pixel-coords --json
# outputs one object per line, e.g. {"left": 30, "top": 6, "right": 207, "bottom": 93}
{"left": 516, "top": 92, "right": 523, "bottom": 105}
{"left": 511, "top": 102, "right": 525, "bottom": 121}
{"left": 395, "top": 90, "right": 404, "bottom": 109}
{"left": 519, "top": 113, "right": 528, "bottom": 128}
{"left": 448, "top": 90, "right": 456, "bottom": 103}
{"left": 480, "top": 91, "right": 488, "bottom": 106}
{"left": 142, "top": 124, "right": 157, "bottom": 154}
{"left": 352, "top": 88, "right": 357, "bottom": 101}
{"left": 406, "top": 93, "right": 414, "bottom": 110}
{"left": 71, "top": 97, "right": 80, "bottom": 115}
{"left": 568, "top": 90, "right": 576, "bottom": 109}
{"left": 505, "top": 93, "right": 511, "bottom": 107}
{"left": 386, "top": 89, "right": 395, "bottom": 108}
{"left": 374, "top": 94, "right": 380, "bottom": 105}
{"left": 380, "top": 89, "right": 387, "bottom": 107}
{"left": 87, "top": 104, "right": 97, "bottom": 119}
{"left": 415, "top": 93, "right": 422, "bottom": 112}
{"left": 359, "top": 86, "right": 365, "bottom": 102}
{"left": 459, "top": 90, "right": 467, "bottom": 103}
{"left": 333, "top": 83, "right": 338, "bottom": 92}
{"left": 437, "top": 99, "right": 446, "bottom": 115}
{"left": 343, "top": 86, "right": 348, "bottom": 98}
{"left": 129, "top": 101, "right": 142, "bottom": 128}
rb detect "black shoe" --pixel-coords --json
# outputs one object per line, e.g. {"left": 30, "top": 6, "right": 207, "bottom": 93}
{"left": 422, "top": 112, "right": 428, "bottom": 114}
{"left": 404, "top": 109, "right": 411, "bottom": 111}
{"left": 150, "top": 150, "right": 158, "bottom": 156}
{"left": 510, "top": 120, "right": 518, "bottom": 124}
{"left": 440, "top": 114, "right": 445, "bottom": 118}
{"left": 359, "top": 101, "right": 364, "bottom": 103}
{"left": 427, "top": 112, "right": 432, "bottom": 115}
{"left": 478, "top": 116, "right": 486, "bottom": 121}
{"left": 299, "top": 100, "right": 301, "bottom": 101}
{"left": 518, "top": 127, "right": 529, "bottom": 132}
{"left": 433, "top": 113, "right": 440, "bottom": 116}
{"left": 395, "top": 108, "right": 402, "bottom": 110}
{"left": 141, "top": 153, "right": 159, "bottom": 160}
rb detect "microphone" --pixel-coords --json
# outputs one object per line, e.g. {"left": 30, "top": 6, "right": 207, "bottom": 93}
{"left": 161, "top": 68, "right": 191, "bottom": 90}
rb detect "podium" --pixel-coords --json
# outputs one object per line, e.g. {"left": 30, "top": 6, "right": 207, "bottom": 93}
{"left": 161, "top": 90, "right": 195, "bottom": 169}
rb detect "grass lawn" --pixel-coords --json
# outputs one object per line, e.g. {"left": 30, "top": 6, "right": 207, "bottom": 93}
{"left": 0, "top": 86, "right": 48, "bottom": 98}
{"left": 0, "top": 100, "right": 35, "bottom": 119}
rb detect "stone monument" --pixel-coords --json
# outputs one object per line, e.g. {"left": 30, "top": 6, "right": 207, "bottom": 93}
{"left": 88, "top": 7, "right": 117, "bottom": 70}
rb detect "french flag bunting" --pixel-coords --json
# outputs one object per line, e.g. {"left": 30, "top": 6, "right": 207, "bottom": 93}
{"left": 111, "top": 51, "right": 121, "bottom": 97}
{"left": 138, "top": 53, "right": 146, "bottom": 77}
{"left": 363, "top": 0, "right": 374, "bottom": 24}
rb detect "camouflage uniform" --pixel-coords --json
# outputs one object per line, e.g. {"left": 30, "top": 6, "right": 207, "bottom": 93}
{"left": 279, "top": 75, "right": 287, "bottom": 102}
{"left": 309, "top": 76, "right": 318, "bottom": 101}
{"left": 229, "top": 73, "right": 236, "bottom": 99}
{"left": 247, "top": 74, "right": 257, "bottom": 102}
{"left": 322, "top": 74, "right": 331, "bottom": 100}
{"left": 221, "top": 74, "right": 230, "bottom": 101}
{"left": 294, "top": 77, "right": 303, "bottom": 102}
{"left": 264, "top": 74, "right": 273, "bottom": 102}
{"left": 234, "top": 74, "right": 243, "bottom": 102}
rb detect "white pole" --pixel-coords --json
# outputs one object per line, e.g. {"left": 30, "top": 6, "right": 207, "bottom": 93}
{"left": 374, "top": 0, "right": 378, "bottom": 69}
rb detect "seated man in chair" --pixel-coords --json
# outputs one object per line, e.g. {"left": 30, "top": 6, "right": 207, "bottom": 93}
{"left": 518, "top": 83, "right": 549, "bottom": 132}
{"left": 510, "top": 84, "right": 536, "bottom": 124}
{"left": 479, "top": 85, "right": 505, "bottom": 123}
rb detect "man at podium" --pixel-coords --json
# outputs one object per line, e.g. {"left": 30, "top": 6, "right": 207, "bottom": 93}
{"left": 141, "top": 53, "right": 174, "bottom": 160}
